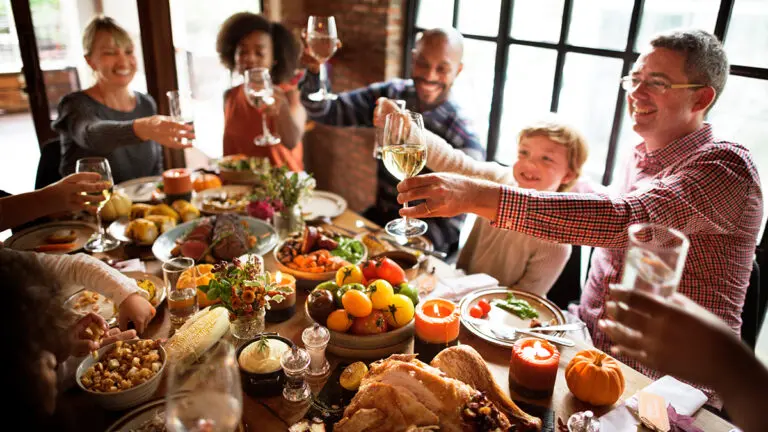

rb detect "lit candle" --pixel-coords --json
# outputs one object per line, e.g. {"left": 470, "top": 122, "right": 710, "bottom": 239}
{"left": 414, "top": 298, "right": 460, "bottom": 363}
{"left": 162, "top": 168, "right": 193, "bottom": 202}
{"left": 266, "top": 271, "right": 297, "bottom": 323}
{"left": 509, "top": 337, "right": 560, "bottom": 398}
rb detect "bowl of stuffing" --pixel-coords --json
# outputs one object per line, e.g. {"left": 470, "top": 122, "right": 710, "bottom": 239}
{"left": 76, "top": 339, "right": 166, "bottom": 410}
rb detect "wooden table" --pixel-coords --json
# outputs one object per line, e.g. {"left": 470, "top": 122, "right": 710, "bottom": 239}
{"left": 56, "top": 210, "right": 736, "bottom": 431}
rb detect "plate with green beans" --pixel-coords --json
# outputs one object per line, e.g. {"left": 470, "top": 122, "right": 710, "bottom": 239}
{"left": 459, "top": 288, "right": 566, "bottom": 349}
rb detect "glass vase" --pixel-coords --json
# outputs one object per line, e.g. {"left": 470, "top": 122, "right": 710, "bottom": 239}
{"left": 273, "top": 204, "right": 305, "bottom": 239}
{"left": 229, "top": 307, "right": 266, "bottom": 340}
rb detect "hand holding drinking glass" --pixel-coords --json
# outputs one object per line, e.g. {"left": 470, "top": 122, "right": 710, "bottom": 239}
{"left": 621, "top": 223, "right": 689, "bottom": 297}
{"left": 76, "top": 157, "right": 120, "bottom": 252}
{"left": 166, "top": 340, "right": 243, "bottom": 432}
{"left": 304, "top": 15, "right": 341, "bottom": 101}
{"left": 244, "top": 67, "right": 281, "bottom": 146}
{"left": 382, "top": 111, "right": 428, "bottom": 238}
{"left": 167, "top": 90, "right": 195, "bottom": 146}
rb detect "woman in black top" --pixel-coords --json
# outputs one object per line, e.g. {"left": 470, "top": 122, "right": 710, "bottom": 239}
{"left": 52, "top": 16, "right": 194, "bottom": 183}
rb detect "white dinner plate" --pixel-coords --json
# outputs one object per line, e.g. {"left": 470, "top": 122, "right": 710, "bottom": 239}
{"left": 301, "top": 190, "right": 347, "bottom": 220}
{"left": 4, "top": 220, "right": 97, "bottom": 254}
{"left": 115, "top": 176, "right": 163, "bottom": 203}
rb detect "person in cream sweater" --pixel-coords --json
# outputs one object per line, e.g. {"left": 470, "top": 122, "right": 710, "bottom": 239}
{"left": 375, "top": 100, "right": 589, "bottom": 297}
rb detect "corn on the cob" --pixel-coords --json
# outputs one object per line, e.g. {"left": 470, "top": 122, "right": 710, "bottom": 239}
{"left": 172, "top": 199, "right": 201, "bottom": 222}
{"left": 165, "top": 307, "right": 229, "bottom": 364}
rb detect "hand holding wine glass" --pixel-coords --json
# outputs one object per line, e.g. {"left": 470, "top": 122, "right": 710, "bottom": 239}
{"left": 244, "top": 67, "right": 281, "bottom": 146}
{"left": 382, "top": 111, "right": 428, "bottom": 238}
{"left": 75, "top": 157, "right": 120, "bottom": 252}
{"left": 304, "top": 15, "right": 341, "bottom": 101}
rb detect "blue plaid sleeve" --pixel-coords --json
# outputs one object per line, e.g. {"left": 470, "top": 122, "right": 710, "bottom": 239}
{"left": 299, "top": 73, "right": 396, "bottom": 127}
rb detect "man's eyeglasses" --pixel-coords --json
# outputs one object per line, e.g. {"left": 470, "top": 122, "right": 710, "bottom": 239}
{"left": 620, "top": 76, "right": 705, "bottom": 94}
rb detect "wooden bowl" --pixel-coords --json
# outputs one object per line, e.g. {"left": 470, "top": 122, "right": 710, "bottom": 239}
{"left": 304, "top": 301, "right": 414, "bottom": 359}
{"left": 272, "top": 237, "right": 367, "bottom": 284}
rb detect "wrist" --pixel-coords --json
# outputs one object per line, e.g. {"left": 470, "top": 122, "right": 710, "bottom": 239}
{"left": 132, "top": 118, "right": 148, "bottom": 141}
{"left": 472, "top": 180, "right": 503, "bottom": 220}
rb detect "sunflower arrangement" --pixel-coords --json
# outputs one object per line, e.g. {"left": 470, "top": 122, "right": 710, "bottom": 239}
{"left": 198, "top": 255, "right": 291, "bottom": 320}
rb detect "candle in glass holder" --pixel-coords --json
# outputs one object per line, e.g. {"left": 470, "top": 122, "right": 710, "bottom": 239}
{"left": 414, "top": 298, "right": 460, "bottom": 363}
{"left": 162, "top": 168, "right": 193, "bottom": 202}
{"left": 266, "top": 271, "right": 297, "bottom": 322}
{"left": 509, "top": 337, "right": 560, "bottom": 398}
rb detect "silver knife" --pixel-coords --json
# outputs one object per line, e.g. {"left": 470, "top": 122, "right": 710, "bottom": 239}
{"left": 467, "top": 318, "right": 575, "bottom": 347}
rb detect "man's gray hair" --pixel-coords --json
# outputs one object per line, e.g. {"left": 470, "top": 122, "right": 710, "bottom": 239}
{"left": 650, "top": 29, "right": 729, "bottom": 107}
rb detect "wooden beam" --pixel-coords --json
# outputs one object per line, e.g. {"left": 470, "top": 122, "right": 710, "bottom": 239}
{"left": 136, "top": 0, "right": 186, "bottom": 169}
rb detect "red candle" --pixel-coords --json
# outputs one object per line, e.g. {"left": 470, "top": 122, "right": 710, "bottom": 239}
{"left": 414, "top": 299, "right": 460, "bottom": 363}
{"left": 509, "top": 337, "right": 560, "bottom": 398}
{"left": 162, "top": 168, "right": 192, "bottom": 195}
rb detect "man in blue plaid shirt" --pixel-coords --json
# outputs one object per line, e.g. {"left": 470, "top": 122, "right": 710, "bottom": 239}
{"left": 299, "top": 28, "right": 484, "bottom": 254}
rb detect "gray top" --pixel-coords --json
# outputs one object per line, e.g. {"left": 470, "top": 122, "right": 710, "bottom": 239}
{"left": 52, "top": 91, "right": 164, "bottom": 184}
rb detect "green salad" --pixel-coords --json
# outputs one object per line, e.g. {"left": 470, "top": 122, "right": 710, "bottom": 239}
{"left": 331, "top": 237, "right": 366, "bottom": 264}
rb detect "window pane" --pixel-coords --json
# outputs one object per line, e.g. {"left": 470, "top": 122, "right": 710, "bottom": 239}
{"left": 510, "top": 0, "right": 564, "bottom": 43}
{"left": 416, "top": 0, "right": 454, "bottom": 29}
{"left": 170, "top": 0, "right": 260, "bottom": 160}
{"left": 725, "top": 0, "right": 768, "bottom": 68}
{"left": 568, "top": 0, "right": 634, "bottom": 51}
{"left": 451, "top": 39, "right": 496, "bottom": 150}
{"left": 557, "top": 53, "right": 623, "bottom": 183}
{"left": 497, "top": 46, "right": 558, "bottom": 165}
{"left": 457, "top": 0, "right": 500, "bottom": 37}
{"left": 634, "top": 0, "right": 719, "bottom": 50}
{"left": 708, "top": 75, "right": 768, "bottom": 239}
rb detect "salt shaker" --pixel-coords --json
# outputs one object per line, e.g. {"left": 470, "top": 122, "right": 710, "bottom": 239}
{"left": 302, "top": 323, "right": 330, "bottom": 377}
{"left": 280, "top": 345, "right": 311, "bottom": 402}
{"left": 567, "top": 410, "right": 600, "bottom": 432}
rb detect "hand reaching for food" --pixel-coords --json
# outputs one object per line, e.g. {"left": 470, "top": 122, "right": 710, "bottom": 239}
{"left": 118, "top": 292, "right": 155, "bottom": 334}
{"left": 71, "top": 313, "right": 139, "bottom": 358}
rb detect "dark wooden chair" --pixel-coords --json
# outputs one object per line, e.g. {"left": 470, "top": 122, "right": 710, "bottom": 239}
{"left": 741, "top": 259, "right": 763, "bottom": 349}
{"left": 35, "top": 137, "right": 62, "bottom": 190}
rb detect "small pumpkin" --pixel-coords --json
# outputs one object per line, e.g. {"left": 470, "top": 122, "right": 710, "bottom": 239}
{"left": 565, "top": 349, "right": 625, "bottom": 406}
{"left": 100, "top": 191, "right": 132, "bottom": 221}
{"left": 193, "top": 174, "right": 222, "bottom": 192}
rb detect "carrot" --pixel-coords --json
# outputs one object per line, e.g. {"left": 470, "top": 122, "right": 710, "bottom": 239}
{"left": 34, "top": 243, "right": 76, "bottom": 253}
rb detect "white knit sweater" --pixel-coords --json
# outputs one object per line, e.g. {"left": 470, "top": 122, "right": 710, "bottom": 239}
{"left": 424, "top": 131, "right": 572, "bottom": 297}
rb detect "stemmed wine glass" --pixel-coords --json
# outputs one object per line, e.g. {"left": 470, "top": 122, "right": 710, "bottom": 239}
{"left": 306, "top": 15, "right": 340, "bottom": 101}
{"left": 381, "top": 111, "right": 428, "bottom": 238}
{"left": 243, "top": 67, "right": 281, "bottom": 146}
{"left": 75, "top": 157, "right": 120, "bottom": 252}
{"left": 166, "top": 340, "right": 243, "bottom": 432}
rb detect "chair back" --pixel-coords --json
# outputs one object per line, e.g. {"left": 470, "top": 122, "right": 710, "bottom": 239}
{"left": 547, "top": 246, "right": 583, "bottom": 309}
{"left": 741, "top": 259, "right": 762, "bottom": 349}
{"left": 35, "top": 137, "right": 62, "bottom": 189}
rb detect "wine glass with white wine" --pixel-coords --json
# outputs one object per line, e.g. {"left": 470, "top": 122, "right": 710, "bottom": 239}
{"left": 75, "top": 157, "right": 119, "bottom": 252}
{"left": 243, "top": 67, "right": 281, "bottom": 146}
{"left": 381, "top": 111, "right": 428, "bottom": 238}
{"left": 306, "top": 15, "right": 340, "bottom": 101}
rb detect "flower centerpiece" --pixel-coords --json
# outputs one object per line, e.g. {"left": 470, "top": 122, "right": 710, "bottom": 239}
{"left": 246, "top": 166, "right": 315, "bottom": 237}
{"left": 197, "top": 255, "right": 292, "bottom": 339}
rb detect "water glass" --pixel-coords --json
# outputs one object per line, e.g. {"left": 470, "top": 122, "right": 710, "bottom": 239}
{"left": 167, "top": 90, "right": 195, "bottom": 145}
{"left": 163, "top": 257, "right": 199, "bottom": 325}
{"left": 621, "top": 223, "right": 689, "bottom": 297}
{"left": 166, "top": 340, "right": 242, "bottom": 432}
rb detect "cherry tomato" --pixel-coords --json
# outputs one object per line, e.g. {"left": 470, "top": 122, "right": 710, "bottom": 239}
{"left": 477, "top": 299, "right": 491, "bottom": 316}
{"left": 342, "top": 289, "right": 373, "bottom": 318}
{"left": 469, "top": 305, "right": 484, "bottom": 319}
{"left": 360, "top": 260, "right": 379, "bottom": 281}
{"left": 375, "top": 257, "right": 406, "bottom": 286}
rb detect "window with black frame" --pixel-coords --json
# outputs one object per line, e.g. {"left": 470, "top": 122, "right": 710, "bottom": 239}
{"left": 407, "top": 0, "right": 768, "bottom": 211}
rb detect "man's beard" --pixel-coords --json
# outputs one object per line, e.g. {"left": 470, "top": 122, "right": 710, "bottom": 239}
{"left": 413, "top": 77, "right": 448, "bottom": 110}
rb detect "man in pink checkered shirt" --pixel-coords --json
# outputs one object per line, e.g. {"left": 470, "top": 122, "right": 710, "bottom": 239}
{"left": 396, "top": 29, "right": 763, "bottom": 403}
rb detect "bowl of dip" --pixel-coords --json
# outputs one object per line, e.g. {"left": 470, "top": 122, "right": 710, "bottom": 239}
{"left": 236, "top": 333, "right": 294, "bottom": 397}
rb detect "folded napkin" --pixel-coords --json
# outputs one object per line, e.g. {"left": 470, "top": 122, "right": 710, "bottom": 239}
{"left": 425, "top": 273, "right": 498, "bottom": 302}
{"left": 601, "top": 375, "right": 708, "bottom": 431}
{"left": 114, "top": 258, "right": 146, "bottom": 273}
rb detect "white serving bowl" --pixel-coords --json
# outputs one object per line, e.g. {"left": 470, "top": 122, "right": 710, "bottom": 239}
{"left": 76, "top": 340, "right": 167, "bottom": 411}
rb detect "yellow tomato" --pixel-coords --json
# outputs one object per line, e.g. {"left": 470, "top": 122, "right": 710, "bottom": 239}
{"left": 336, "top": 264, "right": 364, "bottom": 286}
{"left": 367, "top": 279, "right": 394, "bottom": 310}
{"left": 342, "top": 290, "right": 373, "bottom": 318}
{"left": 383, "top": 294, "right": 415, "bottom": 328}
{"left": 326, "top": 310, "right": 354, "bottom": 332}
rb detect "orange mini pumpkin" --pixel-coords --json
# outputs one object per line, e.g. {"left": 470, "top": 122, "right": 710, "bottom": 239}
{"left": 192, "top": 174, "right": 222, "bottom": 192}
{"left": 565, "top": 349, "right": 625, "bottom": 406}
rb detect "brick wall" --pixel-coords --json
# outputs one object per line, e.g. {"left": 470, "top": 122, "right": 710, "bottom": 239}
{"left": 264, "top": 0, "right": 405, "bottom": 212}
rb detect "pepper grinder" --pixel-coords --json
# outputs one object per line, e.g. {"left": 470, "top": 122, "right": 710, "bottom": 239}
{"left": 280, "top": 345, "right": 311, "bottom": 402}
{"left": 302, "top": 323, "right": 330, "bottom": 377}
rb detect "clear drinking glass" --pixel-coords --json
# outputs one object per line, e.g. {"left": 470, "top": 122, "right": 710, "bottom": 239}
{"left": 166, "top": 340, "right": 243, "bottom": 432}
{"left": 306, "top": 15, "right": 340, "bottom": 101}
{"left": 381, "top": 111, "right": 428, "bottom": 238}
{"left": 167, "top": 90, "right": 195, "bottom": 145}
{"left": 76, "top": 157, "right": 120, "bottom": 253}
{"left": 243, "top": 67, "right": 281, "bottom": 146}
{"left": 163, "top": 257, "right": 199, "bottom": 325}
{"left": 621, "top": 223, "right": 690, "bottom": 297}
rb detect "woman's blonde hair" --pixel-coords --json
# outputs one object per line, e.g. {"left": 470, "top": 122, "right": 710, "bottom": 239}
{"left": 518, "top": 120, "right": 589, "bottom": 192}
{"left": 82, "top": 16, "right": 132, "bottom": 56}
